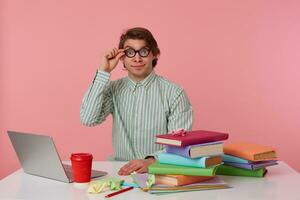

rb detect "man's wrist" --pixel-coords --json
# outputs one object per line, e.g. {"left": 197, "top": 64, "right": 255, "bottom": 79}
{"left": 145, "top": 156, "right": 156, "bottom": 164}
{"left": 98, "top": 68, "right": 111, "bottom": 73}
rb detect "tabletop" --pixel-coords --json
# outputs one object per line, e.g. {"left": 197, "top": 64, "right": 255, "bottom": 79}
{"left": 0, "top": 161, "right": 299, "bottom": 200}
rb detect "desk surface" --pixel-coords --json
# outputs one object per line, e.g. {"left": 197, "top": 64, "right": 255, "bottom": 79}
{"left": 0, "top": 161, "right": 299, "bottom": 200}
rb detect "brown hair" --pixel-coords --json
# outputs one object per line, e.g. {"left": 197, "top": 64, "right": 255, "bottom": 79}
{"left": 118, "top": 27, "right": 160, "bottom": 68}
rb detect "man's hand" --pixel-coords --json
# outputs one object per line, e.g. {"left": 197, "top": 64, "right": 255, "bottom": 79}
{"left": 118, "top": 157, "right": 156, "bottom": 176}
{"left": 98, "top": 48, "right": 125, "bottom": 73}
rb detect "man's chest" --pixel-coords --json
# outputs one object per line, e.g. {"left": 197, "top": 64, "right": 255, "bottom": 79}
{"left": 113, "top": 88, "right": 170, "bottom": 122}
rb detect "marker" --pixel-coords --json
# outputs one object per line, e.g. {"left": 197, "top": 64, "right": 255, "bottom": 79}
{"left": 105, "top": 186, "right": 134, "bottom": 198}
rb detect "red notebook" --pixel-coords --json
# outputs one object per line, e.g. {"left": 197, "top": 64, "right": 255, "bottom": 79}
{"left": 156, "top": 130, "right": 229, "bottom": 147}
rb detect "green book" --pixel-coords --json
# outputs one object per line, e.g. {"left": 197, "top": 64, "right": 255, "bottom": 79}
{"left": 216, "top": 164, "right": 267, "bottom": 177}
{"left": 148, "top": 162, "right": 217, "bottom": 176}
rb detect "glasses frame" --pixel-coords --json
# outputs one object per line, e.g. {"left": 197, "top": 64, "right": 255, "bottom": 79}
{"left": 124, "top": 47, "right": 151, "bottom": 58}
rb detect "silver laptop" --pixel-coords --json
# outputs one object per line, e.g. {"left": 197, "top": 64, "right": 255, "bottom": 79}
{"left": 8, "top": 130, "right": 107, "bottom": 183}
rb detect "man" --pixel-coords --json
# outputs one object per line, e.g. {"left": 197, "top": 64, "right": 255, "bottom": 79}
{"left": 80, "top": 27, "right": 193, "bottom": 175}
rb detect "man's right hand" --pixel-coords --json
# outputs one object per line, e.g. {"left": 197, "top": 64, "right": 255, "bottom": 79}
{"left": 98, "top": 48, "right": 125, "bottom": 73}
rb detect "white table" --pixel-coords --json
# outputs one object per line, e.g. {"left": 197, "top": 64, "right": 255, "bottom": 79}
{"left": 0, "top": 161, "right": 299, "bottom": 200}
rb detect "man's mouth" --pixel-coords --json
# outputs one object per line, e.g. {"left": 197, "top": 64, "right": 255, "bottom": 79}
{"left": 132, "top": 64, "right": 145, "bottom": 68}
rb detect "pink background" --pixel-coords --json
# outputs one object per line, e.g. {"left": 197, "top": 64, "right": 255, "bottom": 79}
{"left": 1, "top": 0, "right": 300, "bottom": 179}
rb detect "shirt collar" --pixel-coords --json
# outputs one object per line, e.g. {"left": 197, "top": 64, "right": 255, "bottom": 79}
{"left": 127, "top": 71, "right": 156, "bottom": 91}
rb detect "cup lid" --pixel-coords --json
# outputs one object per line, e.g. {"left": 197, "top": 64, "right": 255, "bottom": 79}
{"left": 71, "top": 153, "right": 93, "bottom": 161}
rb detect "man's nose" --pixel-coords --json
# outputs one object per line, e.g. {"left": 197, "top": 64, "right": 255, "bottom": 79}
{"left": 133, "top": 54, "right": 142, "bottom": 62}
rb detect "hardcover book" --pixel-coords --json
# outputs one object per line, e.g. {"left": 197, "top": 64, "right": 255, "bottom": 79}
{"left": 216, "top": 164, "right": 267, "bottom": 177}
{"left": 154, "top": 174, "right": 214, "bottom": 186}
{"left": 166, "top": 141, "right": 223, "bottom": 158}
{"left": 148, "top": 162, "right": 217, "bottom": 176}
{"left": 156, "top": 130, "right": 229, "bottom": 147}
{"left": 222, "top": 154, "right": 251, "bottom": 164}
{"left": 131, "top": 173, "right": 230, "bottom": 194}
{"left": 148, "top": 176, "right": 230, "bottom": 194}
{"left": 158, "top": 152, "right": 222, "bottom": 168}
{"left": 224, "top": 142, "right": 276, "bottom": 161}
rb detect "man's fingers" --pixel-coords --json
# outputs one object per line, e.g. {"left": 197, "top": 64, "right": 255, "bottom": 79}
{"left": 118, "top": 162, "right": 134, "bottom": 173}
{"left": 121, "top": 162, "right": 139, "bottom": 172}
{"left": 124, "top": 165, "right": 141, "bottom": 175}
{"left": 104, "top": 52, "right": 110, "bottom": 58}
{"left": 115, "top": 52, "right": 125, "bottom": 60}
{"left": 105, "top": 48, "right": 116, "bottom": 59}
{"left": 120, "top": 163, "right": 131, "bottom": 171}
{"left": 118, "top": 162, "right": 143, "bottom": 175}
{"left": 103, "top": 48, "right": 125, "bottom": 61}
{"left": 136, "top": 166, "right": 148, "bottom": 174}
{"left": 106, "top": 51, "right": 113, "bottom": 59}
{"left": 118, "top": 159, "right": 152, "bottom": 175}
{"left": 113, "top": 48, "right": 118, "bottom": 55}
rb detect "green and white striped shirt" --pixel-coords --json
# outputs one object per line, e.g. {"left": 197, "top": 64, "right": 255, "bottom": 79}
{"left": 80, "top": 70, "right": 193, "bottom": 161}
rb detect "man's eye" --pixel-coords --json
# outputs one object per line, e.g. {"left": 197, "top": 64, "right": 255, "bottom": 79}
{"left": 126, "top": 49, "right": 135, "bottom": 56}
{"left": 140, "top": 49, "right": 149, "bottom": 55}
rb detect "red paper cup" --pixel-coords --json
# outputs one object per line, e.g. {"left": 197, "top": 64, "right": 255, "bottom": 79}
{"left": 70, "top": 153, "right": 93, "bottom": 183}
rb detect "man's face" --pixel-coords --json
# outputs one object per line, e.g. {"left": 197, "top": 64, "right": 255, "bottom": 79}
{"left": 121, "top": 39, "right": 156, "bottom": 81}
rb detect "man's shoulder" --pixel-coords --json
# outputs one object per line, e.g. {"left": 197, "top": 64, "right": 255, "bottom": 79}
{"left": 110, "top": 76, "right": 127, "bottom": 84}
{"left": 109, "top": 77, "right": 127, "bottom": 90}
{"left": 155, "top": 74, "right": 184, "bottom": 93}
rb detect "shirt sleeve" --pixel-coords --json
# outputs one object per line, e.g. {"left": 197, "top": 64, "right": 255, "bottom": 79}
{"left": 80, "top": 70, "right": 114, "bottom": 126}
{"left": 145, "top": 88, "right": 193, "bottom": 161}
{"left": 167, "top": 89, "right": 193, "bottom": 131}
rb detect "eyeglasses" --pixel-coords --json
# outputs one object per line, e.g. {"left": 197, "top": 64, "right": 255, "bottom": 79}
{"left": 124, "top": 47, "right": 151, "bottom": 58}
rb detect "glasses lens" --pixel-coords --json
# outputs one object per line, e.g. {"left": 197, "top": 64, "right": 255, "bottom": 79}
{"left": 125, "top": 48, "right": 135, "bottom": 57}
{"left": 139, "top": 48, "right": 150, "bottom": 57}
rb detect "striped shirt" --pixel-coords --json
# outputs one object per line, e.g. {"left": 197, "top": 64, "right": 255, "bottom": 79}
{"left": 80, "top": 70, "right": 193, "bottom": 161}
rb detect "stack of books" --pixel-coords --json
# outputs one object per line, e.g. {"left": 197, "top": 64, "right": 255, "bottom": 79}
{"left": 216, "top": 142, "right": 277, "bottom": 177}
{"left": 146, "top": 129, "right": 230, "bottom": 194}
{"left": 131, "top": 173, "right": 229, "bottom": 195}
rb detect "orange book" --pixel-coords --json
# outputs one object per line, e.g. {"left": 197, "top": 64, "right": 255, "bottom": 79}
{"left": 154, "top": 175, "right": 214, "bottom": 186}
{"left": 224, "top": 142, "right": 276, "bottom": 161}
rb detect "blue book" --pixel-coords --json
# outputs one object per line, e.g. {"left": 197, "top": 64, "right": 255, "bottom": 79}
{"left": 158, "top": 152, "right": 222, "bottom": 168}
{"left": 222, "top": 154, "right": 251, "bottom": 164}
{"left": 166, "top": 141, "right": 223, "bottom": 158}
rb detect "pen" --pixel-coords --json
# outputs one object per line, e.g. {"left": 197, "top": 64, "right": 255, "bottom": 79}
{"left": 105, "top": 186, "right": 134, "bottom": 198}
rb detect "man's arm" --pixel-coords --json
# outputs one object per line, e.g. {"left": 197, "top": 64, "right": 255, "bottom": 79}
{"left": 118, "top": 88, "right": 193, "bottom": 175}
{"left": 80, "top": 48, "right": 125, "bottom": 126}
{"left": 167, "top": 88, "right": 193, "bottom": 131}
{"left": 118, "top": 157, "right": 156, "bottom": 175}
{"left": 146, "top": 89, "right": 193, "bottom": 163}
{"left": 80, "top": 70, "right": 113, "bottom": 126}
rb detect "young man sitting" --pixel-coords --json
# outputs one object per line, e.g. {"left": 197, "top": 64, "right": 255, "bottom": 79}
{"left": 80, "top": 27, "right": 193, "bottom": 175}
